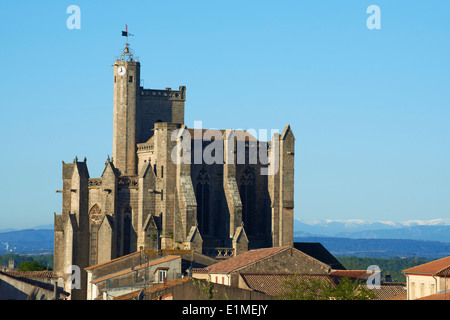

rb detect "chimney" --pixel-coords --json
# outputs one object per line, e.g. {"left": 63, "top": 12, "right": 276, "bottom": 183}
{"left": 53, "top": 281, "right": 58, "bottom": 300}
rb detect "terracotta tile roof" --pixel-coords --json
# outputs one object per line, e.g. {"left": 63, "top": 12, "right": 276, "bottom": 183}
{"left": 385, "top": 292, "right": 407, "bottom": 300}
{"left": 240, "top": 273, "right": 336, "bottom": 296}
{"left": 330, "top": 271, "right": 407, "bottom": 300}
{"left": 91, "top": 255, "right": 180, "bottom": 284}
{"left": 329, "top": 270, "right": 371, "bottom": 279}
{"left": 5, "top": 271, "right": 56, "bottom": 279}
{"left": 402, "top": 256, "right": 450, "bottom": 275}
{"left": 240, "top": 273, "right": 406, "bottom": 300}
{"left": 363, "top": 283, "right": 407, "bottom": 300}
{"left": 85, "top": 250, "right": 143, "bottom": 270}
{"left": 85, "top": 249, "right": 190, "bottom": 270}
{"left": 191, "top": 267, "right": 209, "bottom": 273}
{"left": 416, "top": 291, "right": 450, "bottom": 300}
{"left": 193, "top": 246, "right": 290, "bottom": 274}
{"left": 113, "top": 276, "right": 192, "bottom": 300}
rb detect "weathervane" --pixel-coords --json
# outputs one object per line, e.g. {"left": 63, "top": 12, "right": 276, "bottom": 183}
{"left": 118, "top": 24, "right": 137, "bottom": 62}
{"left": 122, "top": 24, "right": 134, "bottom": 43}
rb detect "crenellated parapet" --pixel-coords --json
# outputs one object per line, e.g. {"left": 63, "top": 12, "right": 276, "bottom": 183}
{"left": 140, "top": 86, "right": 186, "bottom": 101}
{"left": 118, "top": 175, "right": 139, "bottom": 188}
{"left": 88, "top": 178, "right": 102, "bottom": 188}
{"left": 137, "top": 141, "right": 154, "bottom": 152}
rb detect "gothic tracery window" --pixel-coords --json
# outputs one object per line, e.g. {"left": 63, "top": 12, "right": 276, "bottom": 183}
{"left": 89, "top": 204, "right": 101, "bottom": 266}
{"left": 123, "top": 205, "right": 132, "bottom": 255}
{"left": 196, "top": 167, "right": 210, "bottom": 235}
{"left": 239, "top": 167, "right": 255, "bottom": 235}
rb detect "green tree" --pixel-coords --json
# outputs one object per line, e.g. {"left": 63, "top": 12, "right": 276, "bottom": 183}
{"left": 330, "top": 277, "right": 376, "bottom": 300}
{"left": 277, "top": 275, "right": 334, "bottom": 300}
{"left": 0, "top": 254, "right": 53, "bottom": 270}
{"left": 277, "top": 275, "right": 376, "bottom": 300}
{"left": 17, "top": 260, "right": 49, "bottom": 272}
{"left": 337, "top": 256, "right": 431, "bottom": 282}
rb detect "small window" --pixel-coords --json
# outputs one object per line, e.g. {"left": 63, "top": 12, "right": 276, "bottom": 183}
{"left": 114, "top": 76, "right": 116, "bottom": 83}
{"left": 161, "top": 166, "right": 164, "bottom": 179}
{"left": 158, "top": 270, "right": 167, "bottom": 283}
{"left": 129, "top": 76, "right": 133, "bottom": 83}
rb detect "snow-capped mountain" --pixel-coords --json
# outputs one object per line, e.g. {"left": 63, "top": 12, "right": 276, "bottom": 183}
{"left": 399, "top": 219, "right": 450, "bottom": 227}
{"left": 294, "top": 218, "right": 450, "bottom": 242}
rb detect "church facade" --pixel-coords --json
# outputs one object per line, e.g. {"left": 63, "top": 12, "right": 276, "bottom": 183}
{"left": 53, "top": 42, "right": 295, "bottom": 299}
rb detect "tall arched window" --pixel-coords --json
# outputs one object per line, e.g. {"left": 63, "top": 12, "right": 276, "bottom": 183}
{"left": 239, "top": 167, "right": 255, "bottom": 235}
{"left": 123, "top": 205, "right": 132, "bottom": 255}
{"left": 196, "top": 167, "right": 210, "bottom": 235}
{"left": 89, "top": 204, "right": 102, "bottom": 266}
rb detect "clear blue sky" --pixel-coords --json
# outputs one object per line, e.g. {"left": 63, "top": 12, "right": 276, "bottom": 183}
{"left": 0, "top": 1, "right": 449, "bottom": 229}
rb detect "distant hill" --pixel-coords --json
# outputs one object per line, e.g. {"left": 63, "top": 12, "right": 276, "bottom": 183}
{"left": 1, "top": 223, "right": 449, "bottom": 259}
{"left": 294, "top": 218, "right": 450, "bottom": 242}
{"left": 0, "top": 224, "right": 53, "bottom": 234}
{"left": 0, "top": 228, "right": 16, "bottom": 234}
{"left": 0, "top": 229, "right": 53, "bottom": 254}
{"left": 295, "top": 236, "right": 450, "bottom": 259}
{"left": 294, "top": 219, "right": 398, "bottom": 237}
{"left": 336, "top": 225, "right": 450, "bottom": 242}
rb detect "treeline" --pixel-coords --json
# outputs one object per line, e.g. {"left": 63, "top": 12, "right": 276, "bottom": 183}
{"left": 0, "top": 253, "right": 53, "bottom": 270}
{"left": 337, "top": 256, "right": 431, "bottom": 283}
{"left": 295, "top": 236, "right": 450, "bottom": 259}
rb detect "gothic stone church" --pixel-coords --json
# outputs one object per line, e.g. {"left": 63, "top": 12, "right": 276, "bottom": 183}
{"left": 53, "top": 43, "right": 295, "bottom": 298}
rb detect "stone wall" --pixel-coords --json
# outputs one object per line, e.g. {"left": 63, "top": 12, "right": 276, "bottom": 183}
{"left": 0, "top": 272, "right": 67, "bottom": 300}
{"left": 229, "top": 248, "right": 330, "bottom": 287}
{"left": 124, "top": 277, "right": 272, "bottom": 300}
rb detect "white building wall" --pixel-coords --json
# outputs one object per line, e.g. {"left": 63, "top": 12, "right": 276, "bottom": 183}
{"left": 406, "top": 274, "right": 441, "bottom": 300}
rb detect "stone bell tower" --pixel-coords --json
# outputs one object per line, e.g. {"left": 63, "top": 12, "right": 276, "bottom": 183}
{"left": 112, "top": 37, "right": 186, "bottom": 176}
{"left": 112, "top": 42, "right": 140, "bottom": 176}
